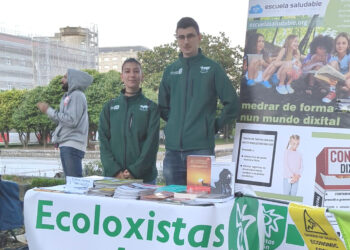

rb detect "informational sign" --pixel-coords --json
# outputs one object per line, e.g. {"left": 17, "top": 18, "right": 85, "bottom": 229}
{"left": 235, "top": 129, "right": 277, "bottom": 186}
{"left": 233, "top": 0, "right": 350, "bottom": 216}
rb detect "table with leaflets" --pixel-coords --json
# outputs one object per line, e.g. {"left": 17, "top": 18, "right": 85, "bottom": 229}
{"left": 24, "top": 186, "right": 349, "bottom": 250}
{"left": 24, "top": 188, "right": 234, "bottom": 250}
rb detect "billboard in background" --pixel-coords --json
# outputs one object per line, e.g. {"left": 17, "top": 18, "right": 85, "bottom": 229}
{"left": 233, "top": 0, "right": 350, "bottom": 216}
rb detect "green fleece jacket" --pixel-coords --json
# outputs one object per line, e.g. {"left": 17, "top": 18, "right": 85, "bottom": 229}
{"left": 158, "top": 49, "right": 239, "bottom": 151}
{"left": 98, "top": 90, "right": 159, "bottom": 182}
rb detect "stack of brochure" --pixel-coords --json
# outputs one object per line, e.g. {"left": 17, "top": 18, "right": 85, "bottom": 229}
{"left": 94, "top": 178, "right": 142, "bottom": 189}
{"left": 88, "top": 178, "right": 143, "bottom": 197}
{"left": 140, "top": 191, "right": 174, "bottom": 201}
{"left": 113, "top": 183, "right": 158, "bottom": 199}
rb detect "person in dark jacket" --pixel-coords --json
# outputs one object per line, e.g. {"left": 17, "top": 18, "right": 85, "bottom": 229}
{"left": 158, "top": 17, "right": 239, "bottom": 185}
{"left": 37, "top": 69, "right": 93, "bottom": 177}
{"left": 99, "top": 58, "right": 159, "bottom": 183}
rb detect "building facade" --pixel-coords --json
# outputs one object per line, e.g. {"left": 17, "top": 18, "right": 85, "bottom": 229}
{"left": 0, "top": 33, "right": 33, "bottom": 89}
{"left": 0, "top": 26, "right": 98, "bottom": 90}
{"left": 98, "top": 46, "right": 148, "bottom": 73}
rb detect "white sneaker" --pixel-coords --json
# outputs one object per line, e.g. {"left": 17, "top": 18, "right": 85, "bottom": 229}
{"left": 286, "top": 85, "right": 294, "bottom": 94}
{"left": 276, "top": 85, "right": 288, "bottom": 95}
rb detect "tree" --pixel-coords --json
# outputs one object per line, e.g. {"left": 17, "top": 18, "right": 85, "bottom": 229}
{"left": 12, "top": 91, "right": 34, "bottom": 148}
{"left": 138, "top": 42, "right": 178, "bottom": 77}
{"left": 0, "top": 90, "right": 25, "bottom": 147}
{"left": 139, "top": 33, "right": 243, "bottom": 91}
{"left": 41, "top": 74, "right": 65, "bottom": 144}
{"left": 85, "top": 70, "right": 123, "bottom": 142}
{"left": 138, "top": 32, "right": 243, "bottom": 139}
{"left": 28, "top": 86, "right": 54, "bottom": 146}
{"left": 45, "top": 75, "right": 64, "bottom": 112}
{"left": 200, "top": 32, "right": 243, "bottom": 90}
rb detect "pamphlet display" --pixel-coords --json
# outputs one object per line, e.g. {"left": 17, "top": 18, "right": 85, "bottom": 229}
{"left": 232, "top": 0, "right": 350, "bottom": 218}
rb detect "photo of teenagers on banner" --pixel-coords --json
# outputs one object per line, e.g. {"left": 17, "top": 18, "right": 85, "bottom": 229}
{"left": 233, "top": 0, "right": 350, "bottom": 216}
{"left": 240, "top": 0, "right": 350, "bottom": 127}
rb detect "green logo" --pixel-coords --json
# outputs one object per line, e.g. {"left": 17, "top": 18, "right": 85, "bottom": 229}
{"left": 262, "top": 203, "right": 287, "bottom": 250}
{"left": 228, "top": 197, "right": 260, "bottom": 250}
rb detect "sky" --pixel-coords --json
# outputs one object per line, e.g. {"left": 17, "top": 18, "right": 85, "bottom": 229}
{"left": 0, "top": 0, "right": 249, "bottom": 49}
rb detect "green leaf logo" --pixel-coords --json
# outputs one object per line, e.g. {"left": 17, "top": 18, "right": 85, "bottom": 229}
{"left": 228, "top": 197, "right": 260, "bottom": 250}
{"left": 262, "top": 203, "right": 288, "bottom": 250}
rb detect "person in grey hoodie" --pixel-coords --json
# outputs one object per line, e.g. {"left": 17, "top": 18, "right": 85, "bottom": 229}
{"left": 37, "top": 69, "right": 93, "bottom": 177}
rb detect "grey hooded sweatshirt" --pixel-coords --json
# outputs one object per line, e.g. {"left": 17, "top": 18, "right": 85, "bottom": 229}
{"left": 47, "top": 69, "right": 93, "bottom": 152}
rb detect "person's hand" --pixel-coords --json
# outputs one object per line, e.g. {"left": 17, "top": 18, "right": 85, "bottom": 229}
{"left": 115, "top": 171, "right": 125, "bottom": 179}
{"left": 291, "top": 174, "right": 300, "bottom": 183}
{"left": 290, "top": 175, "right": 296, "bottom": 184}
{"left": 329, "top": 79, "right": 338, "bottom": 86}
{"left": 123, "top": 170, "right": 134, "bottom": 179}
{"left": 37, "top": 102, "right": 49, "bottom": 113}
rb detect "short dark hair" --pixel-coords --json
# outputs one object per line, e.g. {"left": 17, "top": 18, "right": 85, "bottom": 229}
{"left": 176, "top": 17, "right": 200, "bottom": 34}
{"left": 122, "top": 58, "right": 141, "bottom": 72}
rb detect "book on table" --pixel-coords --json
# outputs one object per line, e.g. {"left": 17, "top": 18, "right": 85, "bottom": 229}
{"left": 88, "top": 178, "right": 143, "bottom": 197}
{"left": 194, "top": 193, "right": 234, "bottom": 203}
{"left": 155, "top": 185, "right": 187, "bottom": 193}
{"left": 179, "top": 193, "right": 233, "bottom": 206}
{"left": 87, "top": 187, "right": 116, "bottom": 197}
{"left": 113, "top": 183, "right": 157, "bottom": 199}
{"left": 140, "top": 191, "right": 174, "bottom": 201}
{"left": 173, "top": 192, "right": 201, "bottom": 199}
{"left": 186, "top": 155, "right": 215, "bottom": 194}
{"left": 94, "top": 178, "right": 142, "bottom": 189}
{"left": 210, "top": 161, "right": 235, "bottom": 195}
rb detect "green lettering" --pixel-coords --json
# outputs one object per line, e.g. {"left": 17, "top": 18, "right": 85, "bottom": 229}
{"left": 94, "top": 205, "right": 100, "bottom": 235}
{"left": 56, "top": 211, "right": 70, "bottom": 232}
{"left": 73, "top": 213, "right": 90, "bottom": 233}
{"left": 172, "top": 218, "right": 186, "bottom": 245}
{"left": 188, "top": 225, "right": 211, "bottom": 247}
{"left": 124, "top": 217, "right": 144, "bottom": 239}
{"left": 213, "top": 224, "right": 224, "bottom": 247}
{"left": 36, "top": 200, "right": 54, "bottom": 230}
{"left": 103, "top": 216, "right": 122, "bottom": 237}
{"left": 147, "top": 210, "right": 155, "bottom": 241}
{"left": 157, "top": 220, "right": 170, "bottom": 243}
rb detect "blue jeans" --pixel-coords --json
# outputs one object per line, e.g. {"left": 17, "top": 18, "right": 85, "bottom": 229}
{"left": 60, "top": 146, "right": 85, "bottom": 177}
{"left": 144, "top": 179, "right": 156, "bottom": 185}
{"left": 163, "top": 149, "right": 215, "bottom": 185}
{"left": 283, "top": 178, "right": 299, "bottom": 196}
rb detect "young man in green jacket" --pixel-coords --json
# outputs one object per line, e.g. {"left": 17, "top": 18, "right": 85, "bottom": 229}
{"left": 99, "top": 58, "right": 159, "bottom": 183}
{"left": 158, "top": 17, "right": 239, "bottom": 185}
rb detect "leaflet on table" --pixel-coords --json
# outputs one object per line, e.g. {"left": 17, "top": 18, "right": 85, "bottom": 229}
{"left": 34, "top": 177, "right": 93, "bottom": 194}
{"left": 113, "top": 183, "right": 157, "bottom": 199}
{"left": 66, "top": 176, "right": 94, "bottom": 188}
{"left": 232, "top": 0, "right": 350, "bottom": 216}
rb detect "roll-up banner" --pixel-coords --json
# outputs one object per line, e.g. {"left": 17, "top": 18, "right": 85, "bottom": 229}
{"left": 233, "top": 0, "right": 350, "bottom": 224}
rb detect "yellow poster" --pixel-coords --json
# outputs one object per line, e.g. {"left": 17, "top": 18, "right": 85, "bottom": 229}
{"left": 289, "top": 203, "right": 346, "bottom": 250}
